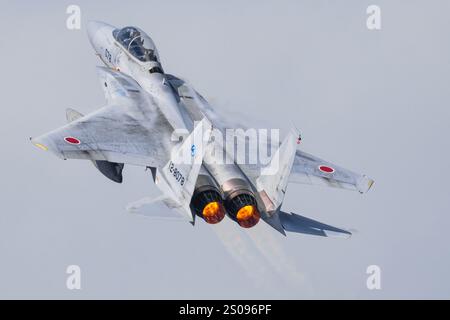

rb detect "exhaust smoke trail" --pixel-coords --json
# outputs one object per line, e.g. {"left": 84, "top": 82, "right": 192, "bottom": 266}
{"left": 247, "top": 223, "right": 306, "bottom": 287}
{"left": 212, "top": 220, "right": 313, "bottom": 296}
{"left": 210, "top": 220, "right": 275, "bottom": 289}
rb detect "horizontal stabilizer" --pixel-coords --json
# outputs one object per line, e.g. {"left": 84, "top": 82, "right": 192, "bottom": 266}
{"left": 126, "top": 195, "right": 191, "bottom": 221}
{"left": 279, "top": 211, "right": 352, "bottom": 238}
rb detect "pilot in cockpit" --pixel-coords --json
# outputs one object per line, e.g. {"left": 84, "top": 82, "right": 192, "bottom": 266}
{"left": 114, "top": 26, "right": 160, "bottom": 65}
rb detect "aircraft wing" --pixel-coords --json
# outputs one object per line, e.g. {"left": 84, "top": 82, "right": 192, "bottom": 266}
{"left": 236, "top": 149, "right": 373, "bottom": 195}
{"left": 290, "top": 150, "right": 374, "bottom": 194}
{"left": 239, "top": 140, "right": 374, "bottom": 196}
{"left": 167, "top": 74, "right": 374, "bottom": 194}
{"left": 31, "top": 68, "right": 174, "bottom": 168}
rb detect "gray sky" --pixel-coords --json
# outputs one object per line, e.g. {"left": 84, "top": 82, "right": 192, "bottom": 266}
{"left": 1, "top": 0, "right": 450, "bottom": 299}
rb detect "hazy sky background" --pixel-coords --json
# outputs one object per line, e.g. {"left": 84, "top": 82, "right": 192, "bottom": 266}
{"left": 1, "top": 0, "right": 449, "bottom": 299}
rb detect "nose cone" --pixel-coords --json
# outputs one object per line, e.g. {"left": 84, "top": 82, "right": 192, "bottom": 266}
{"left": 87, "top": 21, "right": 116, "bottom": 48}
{"left": 87, "top": 21, "right": 107, "bottom": 44}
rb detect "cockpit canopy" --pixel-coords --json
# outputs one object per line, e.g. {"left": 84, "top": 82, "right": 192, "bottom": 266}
{"left": 113, "top": 26, "right": 160, "bottom": 63}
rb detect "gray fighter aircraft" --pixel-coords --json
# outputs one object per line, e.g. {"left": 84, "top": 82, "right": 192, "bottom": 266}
{"left": 31, "top": 21, "right": 374, "bottom": 237}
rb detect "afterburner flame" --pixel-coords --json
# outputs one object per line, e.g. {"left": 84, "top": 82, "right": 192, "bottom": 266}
{"left": 236, "top": 205, "right": 260, "bottom": 228}
{"left": 202, "top": 201, "right": 225, "bottom": 224}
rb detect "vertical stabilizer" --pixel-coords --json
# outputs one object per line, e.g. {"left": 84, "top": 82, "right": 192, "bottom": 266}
{"left": 256, "top": 128, "right": 298, "bottom": 214}
{"left": 153, "top": 118, "right": 213, "bottom": 222}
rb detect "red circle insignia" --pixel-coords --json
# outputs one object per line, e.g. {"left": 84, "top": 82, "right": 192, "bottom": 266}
{"left": 64, "top": 137, "right": 81, "bottom": 145}
{"left": 319, "top": 165, "right": 335, "bottom": 173}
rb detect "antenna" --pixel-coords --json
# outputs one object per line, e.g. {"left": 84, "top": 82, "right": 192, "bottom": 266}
{"left": 290, "top": 121, "right": 302, "bottom": 145}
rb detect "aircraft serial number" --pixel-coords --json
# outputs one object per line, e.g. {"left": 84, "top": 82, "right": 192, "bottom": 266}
{"left": 105, "top": 49, "right": 112, "bottom": 63}
{"left": 168, "top": 161, "right": 185, "bottom": 186}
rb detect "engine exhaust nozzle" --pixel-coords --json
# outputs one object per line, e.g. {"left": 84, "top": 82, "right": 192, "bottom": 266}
{"left": 222, "top": 179, "right": 261, "bottom": 228}
{"left": 191, "top": 175, "right": 226, "bottom": 224}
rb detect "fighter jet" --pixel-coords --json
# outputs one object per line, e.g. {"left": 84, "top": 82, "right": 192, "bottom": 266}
{"left": 30, "top": 21, "right": 374, "bottom": 237}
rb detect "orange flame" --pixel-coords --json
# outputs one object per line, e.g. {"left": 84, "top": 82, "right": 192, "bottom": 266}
{"left": 202, "top": 201, "right": 225, "bottom": 224}
{"left": 236, "top": 205, "right": 260, "bottom": 228}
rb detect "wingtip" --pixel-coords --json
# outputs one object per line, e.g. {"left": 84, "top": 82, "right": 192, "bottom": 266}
{"left": 357, "top": 175, "right": 375, "bottom": 194}
{"left": 323, "top": 229, "right": 352, "bottom": 239}
{"left": 367, "top": 179, "right": 375, "bottom": 191}
{"left": 30, "top": 136, "right": 49, "bottom": 151}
